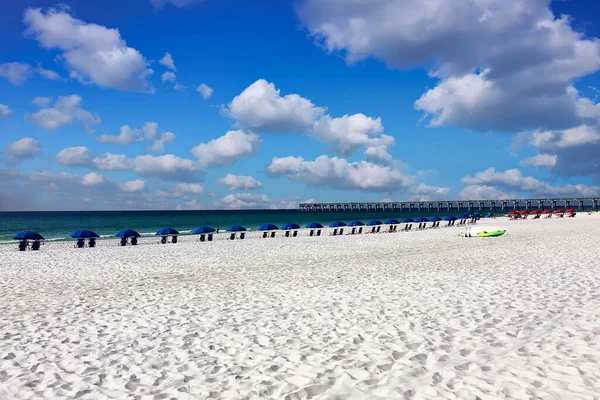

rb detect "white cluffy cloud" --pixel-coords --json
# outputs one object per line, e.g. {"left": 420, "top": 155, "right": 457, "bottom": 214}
{"left": 520, "top": 153, "right": 558, "bottom": 168}
{"left": 191, "top": 129, "right": 262, "bottom": 168}
{"left": 27, "top": 95, "right": 100, "bottom": 132}
{"left": 2, "top": 138, "right": 42, "bottom": 165}
{"left": 296, "top": 0, "right": 600, "bottom": 133}
{"left": 224, "top": 79, "right": 394, "bottom": 158}
{"left": 121, "top": 180, "right": 147, "bottom": 193}
{"left": 55, "top": 146, "right": 133, "bottom": 170}
{"left": 196, "top": 83, "right": 213, "bottom": 99}
{"left": 96, "top": 122, "right": 175, "bottom": 152}
{"left": 0, "top": 62, "right": 60, "bottom": 85}
{"left": 0, "top": 104, "right": 12, "bottom": 118}
{"left": 217, "top": 193, "right": 299, "bottom": 210}
{"left": 159, "top": 52, "right": 176, "bottom": 70}
{"left": 217, "top": 174, "right": 262, "bottom": 190}
{"left": 408, "top": 183, "right": 450, "bottom": 201}
{"left": 161, "top": 71, "right": 176, "bottom": 83}
{"left": 267, "top": 155, "right": 414, "bottom": 192}
{"left": 24, "top": 6, "right": 154, "bottom": 93}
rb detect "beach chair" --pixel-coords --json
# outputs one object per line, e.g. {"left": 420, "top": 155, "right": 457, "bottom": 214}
{"left": 230, "top": 233, "right": 236, "bottom": 240}
{"left": 75, "top": 239, "right": 85, "bottom": 248}
{"left": 285, "top": 231, "right": 290, "bottom": 237}
{"left": 31, "top": 241, "right": 41, "bottom": 251}
{"left": 18, "top": 241, "right": 27, "bottom": 251}
{"left": 371, "top": 227, "right": 376, "bottom": 234}
{"left": 316, "top": 229, "right": 321, "bottom": 236}
{"left": 309, "top": 229, "right": 314, "bottom": 236}
{"left": 408, "top": 224, "right": 413, "bottom": 231}
{"left": 207, "top": 234, "right": 213, "bottom": 241}
{"left": 376, "top": 226, "right": 381, "bottom": 233}
{"left": 172, "top": 236, "right": 178, "bottom": 244}
{"left": 240, "top": 232, "right": 245, "bottom": 239}
{"left": 292, "top": 230, "right": 298, "bottom": 237}
{"left": 262, "top": 232, "right": 268, "bottom": 239}
{"left": 350, "top": 227, "right": 356, "bottom": 235}
{"left": 200, "top": 234, "right": 206, "bottom": 242}
{"left": 270, "top": 231, "right": 276, "bottom": 238}
{"left": 331, "top": 228, "right": 338, "bottom": 236}
{"left": 131, "top": 237, "right": 138, "bottom": 245}
{"left": 88, "top": 238, "right": 96, "bottom": 248}
{"left": 160, "top": 236, "right": 168, "bottom": 244}
{"left": 120, "top": 237, "right": 127, "bottom": 246}
{"left": 339, "top": 228, "right": 344, "bottom": 235}
{"left": 358, "top": 227, "right": 363, "bottom": 234}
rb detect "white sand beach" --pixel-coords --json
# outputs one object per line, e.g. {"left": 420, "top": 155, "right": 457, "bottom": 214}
{"left": 1, "top": 215, "right": 600, "bottom": 399}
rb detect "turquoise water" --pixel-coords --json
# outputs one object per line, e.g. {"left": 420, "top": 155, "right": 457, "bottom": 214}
{"left": 0, "top": 209, "right": 482, "bottom": 243}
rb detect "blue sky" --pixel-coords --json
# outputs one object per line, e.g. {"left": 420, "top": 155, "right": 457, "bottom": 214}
{"left": 1, "top": 0, "right": 600, "bottom": 210}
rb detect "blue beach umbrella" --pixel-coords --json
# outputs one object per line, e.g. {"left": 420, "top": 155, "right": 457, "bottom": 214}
{"left": 227, "top": 225, "right": 247, "bottom": 232}
{"left": 13, "top": 231, "right": 45, "bottom": 240}
{"left": 192, "top": 226, "right": 215, "bottom": 234}
{"left": 483, "top": 213, "right": 492, "bottom": 218}
{"left": 457, "top": 214, "right": 469, "bottom": 219}
{"left": 385, "top": 219, "right": 400, "bottom": 225}
{"left": 444, "top": 216, "right": 458, "bottom": 221}
{"left": 367, "top": 220, "right": 383, "bottom": 226}
{"left": 329, "top": 221, "right": 347, "bottom": 228}
{"left": 258, "top": 223, "right": 279, "bottom": 231}
{"left": 472, "top": 213, "right": 481, "bottom": 219}
{"left": 348, "top": 220, "right": 364, "bottom": 226}
{"left": 70, "top": 229, "right": 99, "bottom": 239}
{"left": 281, "top": 223, "right": 300, "bottom": 230}
{"left": 429, "top": 216, "right": 442, "bottom": 222}
{"left": 156, "top": 227, "right": 179, "bottom": 236}
{"left": 401, "top": 217, "right": 414, "bottom": 223}
{"left": 115, "top": 229, "right": 141, "bottom": 238}
{"left": 305, "top": 222, "right": 323, "bottom": 229}
{"left": 414, "top": 217, "right": 429, "bottom": 223}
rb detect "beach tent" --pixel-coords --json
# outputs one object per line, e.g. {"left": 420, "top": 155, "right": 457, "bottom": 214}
{"left": 115, "top": 229, "right": 141, "bottom": 238}
{"left": 258, "top": 223, "right": 279, "bottom": 231}
{"left": 305, "top": 222, "right": 323, "bottom": 229}
{"left": 192, "top": 226, "right": 215, "bottom": 234}
{"left": 367, "top": 220, "right": 383, "bottom": 226}
{"left": 348, "top": 220, "right": 364, "bottom": 226}
{"left": 156, "top": 227, "right": 179, "bottom": 236}
{"left": 329, "top": 221, "right": 347, "bottom": 227}
{"left": 385, "top": 219, "right": 400, "bottom": 225}
{"left": 227, "top": 225, "right": 247, "bottom": 232}
{"left": 281, "top": 223, "right": 300, "bottom": 230}
{"left": 401, "top": 217, "right": 414, "bottom": 223}
{"left": 414, "top": 217, "right": 429, "bottom": 223}
{"left": 13, "top": 231, "right": 44, "bottom": 240}
{"left": 70, "top": 230, "right": 99, "bottom": 238}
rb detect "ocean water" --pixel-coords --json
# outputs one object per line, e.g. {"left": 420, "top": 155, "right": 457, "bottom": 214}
{"left": 0, "top": 209, "right": 482, "bottom": 244}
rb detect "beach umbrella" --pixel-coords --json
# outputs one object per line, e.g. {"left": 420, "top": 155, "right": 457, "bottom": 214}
{"left": 519, "top": 210, "right": 529, "bottom": 215}
{"left": 13, "top": 231, "right": 44, "bottom": 240}
{"left": 457, "top": 214, "right": 469, "bottom": 219}
{"left": 483, "top": 213, "right": 492, "bottom": 218}
{"left": 258, "top": 223, "right": 279, "bottom": 231}
{"left": 401, "top": 217, "right": 414, "bottom": 223}
{"left": 385, "top": 218, "right": 400, "bottom": 224}
{"left": 444, "top": 216, "right": 457, "bottom": 221}
{"left": 429, "top": 216, "right": 442, "bottom": 222}
{"left": 156, "top": 227, "right": 179, "bottom": 236}
{"left": 348, "top": 220, "right": 364, "bottom": 226}
{"left": 192, "top": 226, "right": 215, "bottom": 234}
{"left": 70, "top": 229, "right": 99, "bottom": 239}
{"left": 542, "top": 210, "right": 552, "bottom": 214}
{"left": 226, "top": 225, "right": 247, "bottom": 232}
{"left": 472, "top": 213, "right": 481, "bottom": 218}
{"left": 281, "top": 223, "right": 300, "bottom": 230}
{"left": 565, "top": 209, "right": 575, "bottom": 213}
{"left": 530, "top": 210, "right": 541, "bottom": 214}
{"left": 329, "top": 221, "right": 347, "bottom": 228}
{"left": 305, "top": 222, "right": 323, "bottom": 229}
{"left": 414, "top": 217, "right": 429, "bottom": 223}
{"left": 554, "top": 209, "right": 565, "bottom": 214}
{"left": 367, "top": 220, "right": 383, "bottom": 226}
{"left": 115, "top": 229, "right": 141, "bottom": 238}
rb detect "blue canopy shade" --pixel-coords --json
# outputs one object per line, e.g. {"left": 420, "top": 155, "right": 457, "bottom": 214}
{"left": 444, "top": 216, "right": 458, "bottom": 221}
{"left": 13, "top": 231, "right": 44, "bottom": 240}
{"left": 227, "top": 225, "right": 247, "bottom": 232}
{"left": 258, "top": 223, "right": 279, "bottom": 231}
{"left": 305, "top": 222, "right": 323, "bottom": 229}
{"left": 429, "top": 216, "right": 442, "bottom": 222}
{"left": 70, "top": 229, "right": 99, "bottom": 239}
{"left": 414, "top": 217, "right": 429, "bottom": 223}
{"left": 156, "top": 227, "right": 179, "bottom": 236}
{"left": 484, "top": 213, "right": 492, "bottom": 218}
{"left": 367, "top": 220, "right": 383, "bottom": 226}
{"left": 401, "top": 217, "right": 414, "bottom": 223}
{"left": 457, "top": 214, "right": 469, "bottom": 219}
{"left": 116, "top": 229, "right": 141, "bottom": 238}
{"left": 329, "top": 221, "right": 347, "bottom": 228}
{"left": 281, "top": 223, "right": 300, "bottom": 230}
{"left": 348, "top": 220, "right": 364, "bottom": 226}
{"left": 385, "top": 219, "right": 400, "bottom": 225}
{"left": 472, "top": 213, "right": 481, "bottom": 218}
{"left": 192, "top": 226, "right": 215, "bottom": 234}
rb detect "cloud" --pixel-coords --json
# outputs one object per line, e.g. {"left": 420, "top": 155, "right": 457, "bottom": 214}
{"left": 461, "top": 167, "right": 600, "bottom": 197}
{"left": 191, "top": 129, "right": 262, "bottom": 168}
{"left": 408, "top": 183, "right": 450, "bottom": 201}
{"left": 96, "top": 122, "right": 175, "bottom": 152}
{"left": 24, "top": 6, "right": 154, "bottom": 93}
{"left": 158, "top": 52, "right": 176, "bottom": 70}
{"left": 92, "top": 153, "right": 134, "bottom": 170}
{"left": 82, "top": 172, "right": 105, "bottom": 186}
{"left": 0, "top": 62, "right": 59, "bottom": 85}
{"left": 364, "top": 145, "right": 394, "bottom": 165}
{"left": 196, "top": 83, "right": 213, "bottom": 99}
{"left": 224, "top": 79, "right": 394, "bottom": 156}
{"left": 151, "top": 0, "right": 202, "bottom": 10}
{"left": 217, "top": 174, "right": 262, "bottom": 190}
{"left": 296, "top": 0, "right": 600, "bottom": 133}
{"left": 161, "top": 71, "right": 176, "bottom": 83}
{"left": 27, "top": 95, "right": 100, "bottom": 132}
{"left": 520, "top": 153, "right": 558, "bottom": 168}
{"left": 267, "top": 155, "right": 414, "bottom": 192}
{"left": 55, "top": 146, "right": 133, "bottom": 170}
{"left": 459, "top": 185, "right": 512, "bottom": 200}
{"left": 0, "top": 104, "right": 12, "bottom": 118}
{"left": 173, "top": 183, "right": 204, "bottom": 194}
{"left": 2, "top": 138, "right": 42, "bottom": 165}
{"left": 121, "top": 180, "right": 147, "bottom": 193}
{"left": 36, "top": 65, "right": 60, "bottom": 80}
{"left": 133, "top": 154, "right": 200, "bottom": 181}
{"left": 31, "top": 96, "right": 52, "bottom": 107}
{"left": 217, "top": 192, "right": 299, "bottom": 210}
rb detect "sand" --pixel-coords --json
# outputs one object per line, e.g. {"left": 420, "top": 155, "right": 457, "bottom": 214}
{"left": 1, "top": 215, "right": 600, "bottom": 399}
